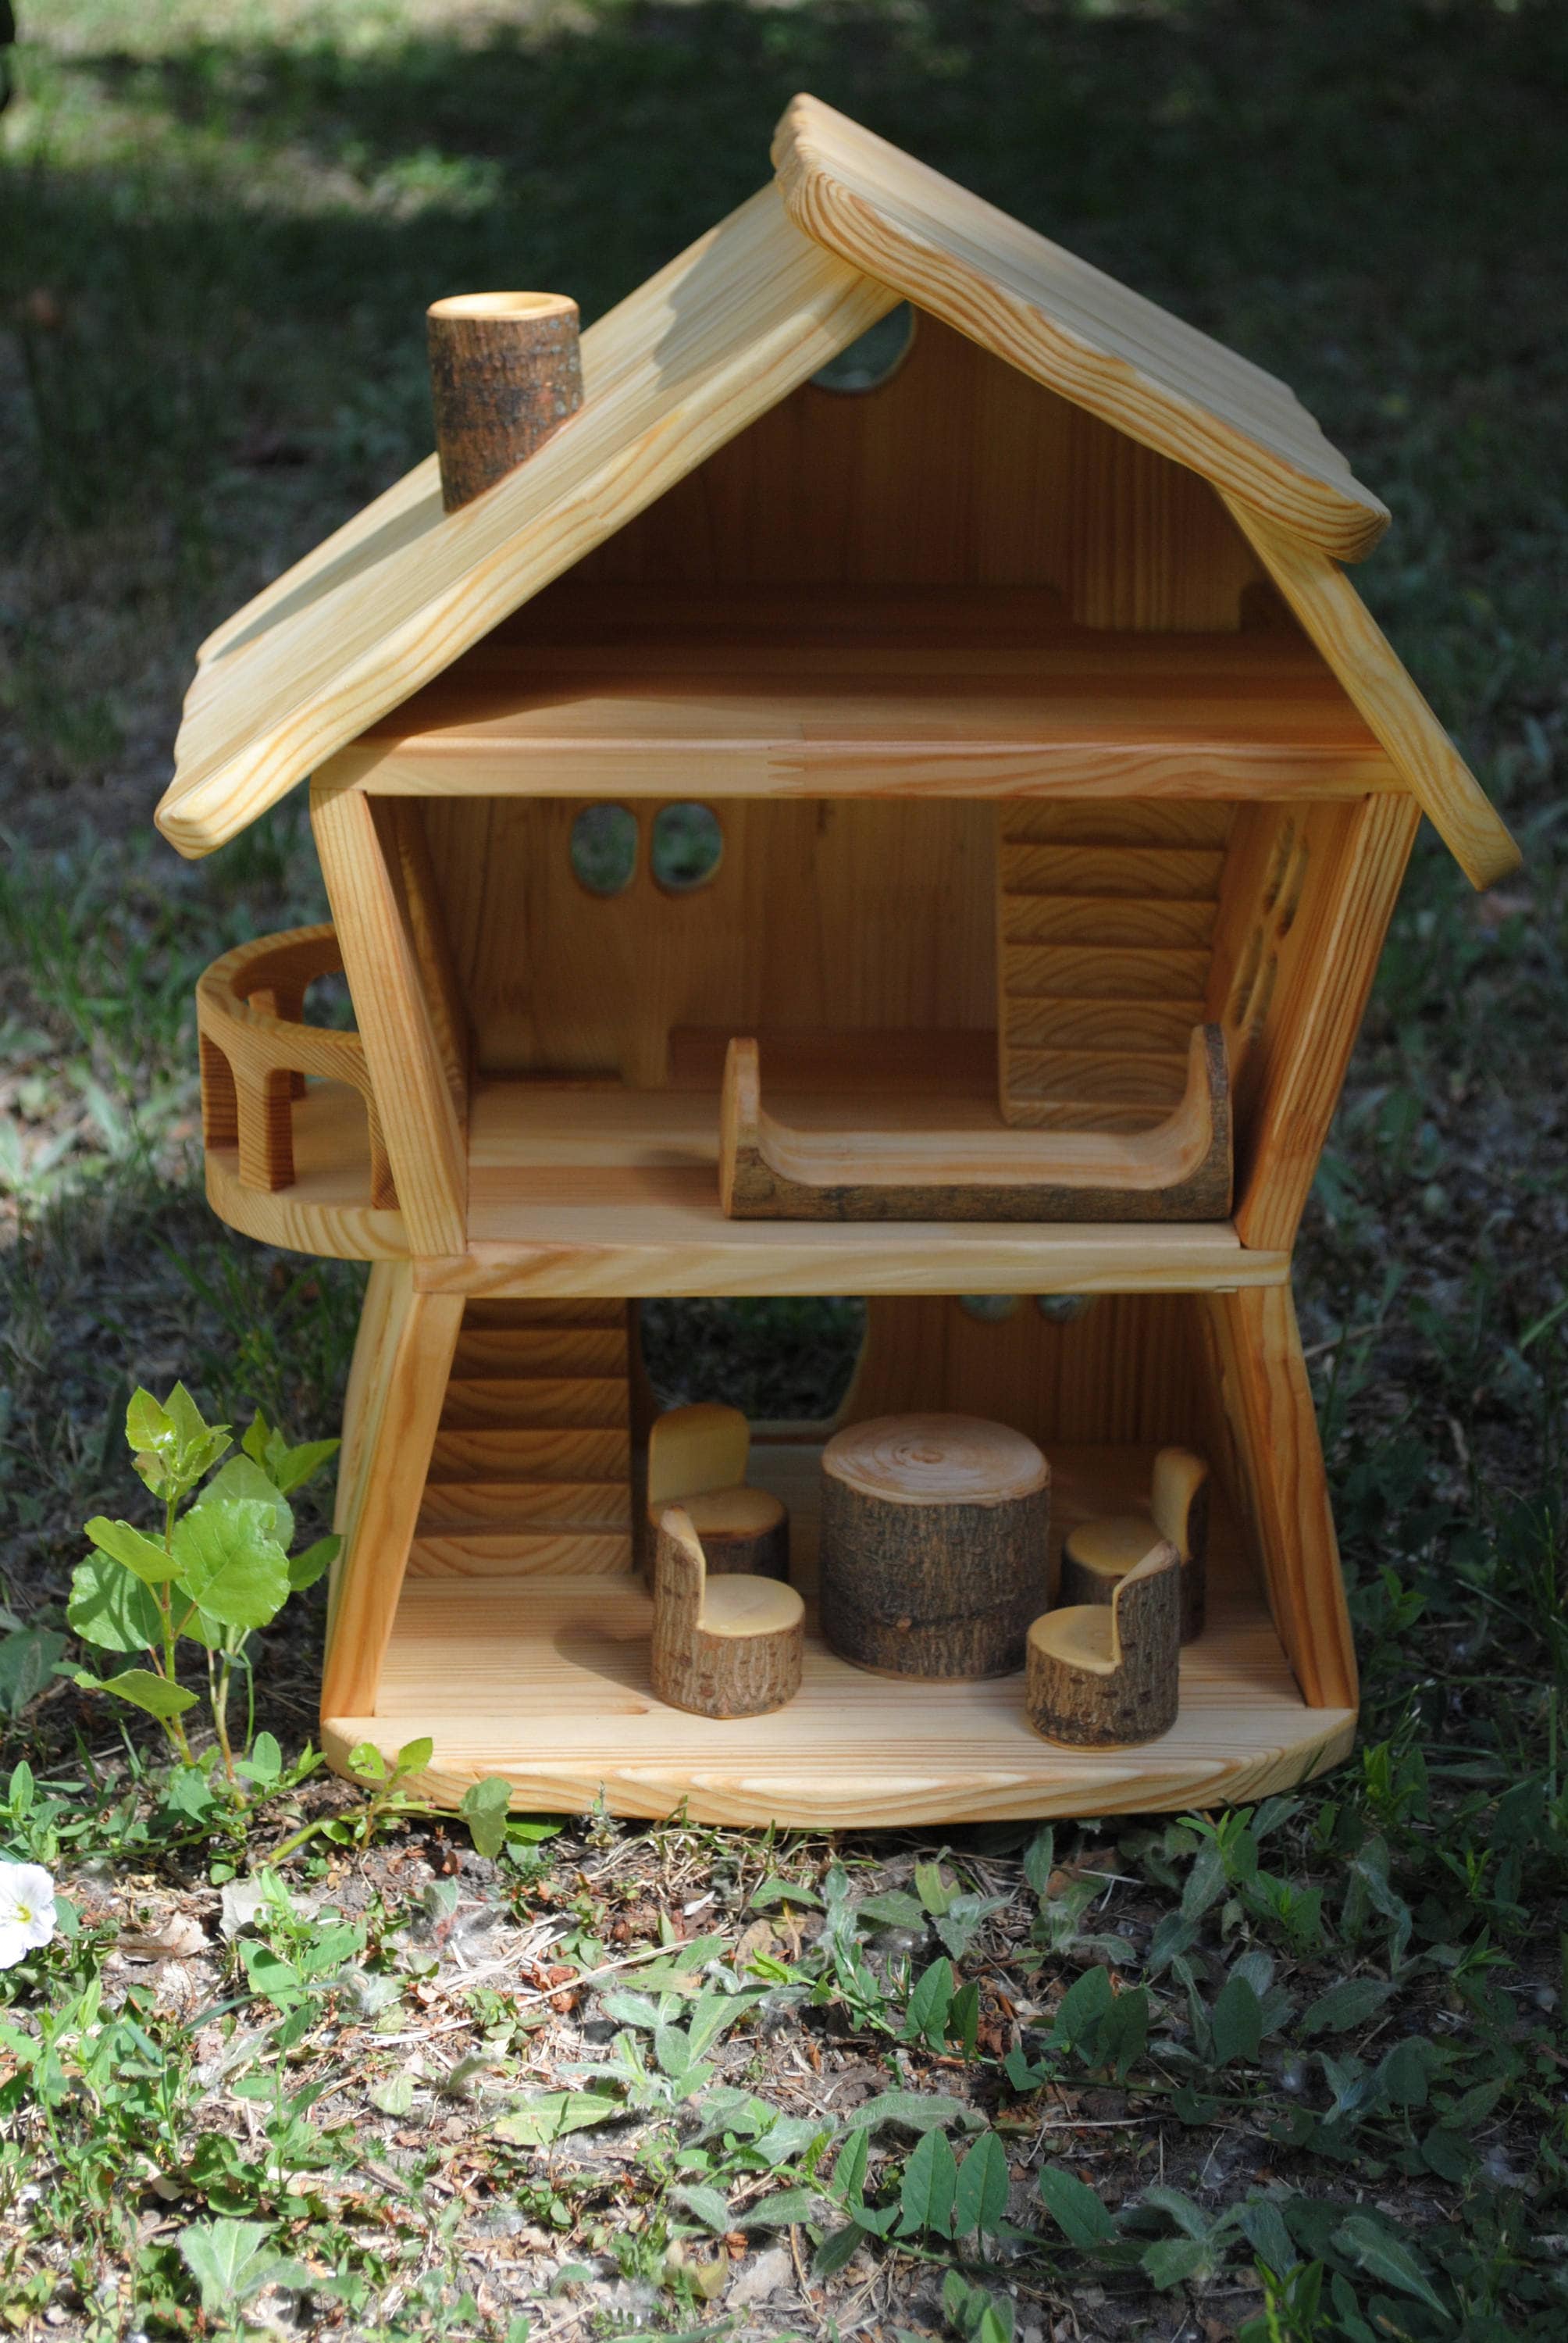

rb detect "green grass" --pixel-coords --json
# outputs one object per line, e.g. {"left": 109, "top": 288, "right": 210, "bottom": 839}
{"left": 2, "top": 2, "right": 1566, "bottom": 2335}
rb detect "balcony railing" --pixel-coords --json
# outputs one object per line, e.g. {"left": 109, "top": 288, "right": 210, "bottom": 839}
{"left": 196, "top": 925, "right": 394, "bottom": 1207}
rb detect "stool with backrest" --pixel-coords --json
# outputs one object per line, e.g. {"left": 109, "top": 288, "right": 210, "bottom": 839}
{"left": 645, "top": 1402, "right": 789, "bottom": 1582}
{"left": 1058, "top": 1446, "right": 1210, "bottom": 1642}
{"left": 1026, "top": 1535, "right": 1181, "bottom": 1748}
{"left": 650, "top": 1507, "right": 804, "bottom": 1718}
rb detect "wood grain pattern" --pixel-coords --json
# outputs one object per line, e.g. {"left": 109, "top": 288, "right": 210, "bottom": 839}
{"left": 334, "top": 586, "right": 1394, "bottom": 804}
{"left": 320, "top": 1264, "right": 463, "bottom": 1717}
{"left": 1026, "top": 1538, "right": 1181, "bottom": 1748}
{"left": 772, "top": 95, "right": 1388, "bottom": 561}
{"left": 1197, "top": 1284, "right": 1355, "bottom": 1710}
{"left": 321, "top": 1443, "right": 1354, "bottom": 1824}
{"left": 1223, "top": 497, "right": 1517, "bottom": 889}
{"left": 426, "top": 293, "right": 583, "bottom": 512}
{"left": 159, "top": 186, "right": 894, "bottom": 856}
{"left": 718, "top": 1025, "right": 1232, "bottom": 1221}
{"left": 650, "top": 1508, "right": 804, "bottom": 1718}
{"left": 312, "top": 788, "right": 468, "bottom": 1257}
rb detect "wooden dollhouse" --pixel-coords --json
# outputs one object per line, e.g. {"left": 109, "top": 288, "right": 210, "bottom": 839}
{"left": 157, "top": 97, "right": 1516, "bottom": 1824}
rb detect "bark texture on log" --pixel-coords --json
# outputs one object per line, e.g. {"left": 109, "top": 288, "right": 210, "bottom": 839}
{"left": 650, "top": 1508, "right": 803, "bottom": 1720}
{"left": 1027, "top": 1536, "right": 1181, "bottom": 1747}
{"left": 819, "top": 1414, "right": 1049, "bottom": 1679}
{"left": 427, "top": 292, "right": 583, "bottom": 512}
{"left": 1058, "top": 1446, "right": 1209, "bottom": 1642}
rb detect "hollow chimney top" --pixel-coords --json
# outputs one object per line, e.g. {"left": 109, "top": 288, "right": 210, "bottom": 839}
{"left": 426, "top": 291, "right": 583, "bottom": 513}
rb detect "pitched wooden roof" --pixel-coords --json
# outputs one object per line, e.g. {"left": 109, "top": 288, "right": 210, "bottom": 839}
{"left": 158, "top": 97, "right": 1516, "bottom": 887}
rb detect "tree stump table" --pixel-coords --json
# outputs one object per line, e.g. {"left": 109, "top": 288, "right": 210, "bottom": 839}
{"left": 818, "top": 1414, "right": 1050, "bottom": 1678}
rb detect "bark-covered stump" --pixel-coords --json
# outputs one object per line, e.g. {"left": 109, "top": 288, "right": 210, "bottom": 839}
{"left": 819, "top": 1414, "right": 1049, "bottom": 1678}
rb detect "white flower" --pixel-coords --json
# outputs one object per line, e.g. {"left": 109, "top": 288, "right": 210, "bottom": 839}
{"left": 0, "top": 1862, "right": 57, "bottom": 1968}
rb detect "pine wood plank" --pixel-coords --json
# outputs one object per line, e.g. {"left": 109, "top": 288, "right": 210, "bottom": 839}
{"left": 772, "top": 96, "right": 1389, "bottom": 561}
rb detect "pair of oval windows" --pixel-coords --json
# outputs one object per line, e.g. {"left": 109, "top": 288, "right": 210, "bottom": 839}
{"left": 569, "top": 801, "right": 723, "bottom": 898}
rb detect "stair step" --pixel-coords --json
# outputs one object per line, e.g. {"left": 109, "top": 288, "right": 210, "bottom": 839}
{"left": 1003, "top": 944, "right": 1211, "bottom": 1002}
{"left": 440, "top": 1376, "right": 629, "bottom": 1432}
{"left": 1002, "top": 894, "right": 1218, "bottom": 950}
{"left": 1000, "top": 1047, "right": 1189, "bottom": 1107}
{"left": 1002, "top": 997, "right": 1202, "bottom": 1054}
{"left": 1001, "top": 843, "right": 1224, "bottom": 900}
{"left": 450, "top": 1325, "right": 627, "bottom": 1378}
{"left": 428, "top": 1426, "right": 630, "bottom": 1482}
{"left": 1002, "top": 801, "right": 1234, "bottom": 849}
{"left": 419, "top": 1479, "right": 633, "bottom": 1532}
{"left": 408, "top": 1530, "right": 633, "bottom": 1576}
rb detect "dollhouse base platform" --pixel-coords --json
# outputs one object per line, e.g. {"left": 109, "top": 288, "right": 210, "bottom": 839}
{"left": 322, "top": 1443, "right": 1354, "bottom": 1827}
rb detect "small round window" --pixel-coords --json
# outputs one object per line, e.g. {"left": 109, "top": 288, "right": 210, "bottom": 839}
{"left": 570, "top": 802, "right": 638, "bottom": 896}
{"left": 811, "top": 304, "right": 915, "bottom": 394}
{"left": 650, "top": 802, "right": 723, "bottom": 893}
{"left": 959, "top": 1294, "right": 1021, "bottom": 1324}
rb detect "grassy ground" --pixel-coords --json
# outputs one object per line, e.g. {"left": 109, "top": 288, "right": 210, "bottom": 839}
{"left": 2, "top": 2, "right": 1566, "bottom": 2335}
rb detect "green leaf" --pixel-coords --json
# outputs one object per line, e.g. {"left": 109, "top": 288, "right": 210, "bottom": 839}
{"left": 914, "top": 1859, "right": 954, "bottom": 1917}
{"left": 165, "top": 1382, "right": 213, "bottom": 1449}
{"left": 844, "top": 2089, "right": 982, "bottom": 2137}
{"left": 748, "top": 1876, "right": 823, "bottom": 1913}
{"left": 176, "top": 2219, "right": 294, "bottom": 2313}
{"left": 1038, "top": 2163, "right": 1117, "bottom": 2248}
{"left": 812, "top": 2221, "right": 867, "bottom": 2279}
{"left": 84, "top": 1515, "right": 182, "bottom": 1584}
{"left": 735, "top": 2186, "right": 819, "bottom": 2230}
{"left": 172, "top": 1501, "right": 290, "bottom": 1630}
{"left": 101, "top": 1668, "right": 198, "bottom": 1719}
{"left": 1331, "top": 2214, "right": 1449, "bottom": 2316}
{"left": 241, "top": 1413, "right": 273, "bottom": 1470}
{"left": 857, "top": 1890, "right": 928, "bottom": 1929}
{"left": 897, "top": 2127, "right": 957, "bottom": 2238}
{"left": 289, "top": 1535, "right": 339, "bottom": 1591}
{"left": 348, "top": 1740, "right": 387, "bottom": 1781}
{"left": 903, "top": 1955, "right": 954, "bottom": 2045}
{"left": 833, "top": 2127, "right": 869, "bottom": 2206}
{"left": 494, "top": 2092, "right": 622, "bottom": 2147}
{"left": 369, "top": 2072, "right": 415, "bottom": 2117}
{"left": 394, "top": 1736, "right": 434, "bottom": 1779}
{"left": 1022, "top": 1826, "right": 1055, "bottom": 1899}
{"left": 67, "top": 1554, "right": 162, "bottom": 1653}
{"left": 1052, "top": 1962, "right": 1114, "bottom": 2052}
{"left": 673, "top": 2184, "right": 732, "bottom": 2234}
{"left": 127, "top": 1387, "right": 176, "bottom": 1460}
{"left": 1210, "top": 1974, "right": 1263, "bottom": 2066}
{"left": 272, "top": 1437, "right": 340, "bottom": 1497}
{"left": 461, "top": 1774, "right": 513, "bottom": 1860}
{"left": 953, "top": 2130, "right": 1010, "bottom": 2237}
{"left": 0, "top": 1628, "right": 67, "bottom": 1717}
{"left": 195, "top": 1457, "right": 294, "bottom": 1550}
{"left": 1299, "top": 1977, "right": 1397, "bottom": 2036}
{"left": 1143, "top": 2237, "right": 1210, "bottom": 2289}
{"left": 1376, "top": 2036, "right": 1438, "bottom": 2110}
{"left": 1236, "top": 2197, "right": 1295, "bottom": 2277}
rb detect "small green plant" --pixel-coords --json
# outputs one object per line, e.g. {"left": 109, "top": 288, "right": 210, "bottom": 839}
{"left": 68, "top": 1385, "right": 339, "bottom": 1784}
{"left": 269, "top": 1736, "right": 524, "bottom": 1864}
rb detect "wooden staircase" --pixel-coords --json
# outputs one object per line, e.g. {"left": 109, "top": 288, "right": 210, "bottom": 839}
{"left": 408, "top": 1300, "right": 633, "bottom": 1576}
{"left": 997, "top": 802, "right": 1233, "bottom": 1131}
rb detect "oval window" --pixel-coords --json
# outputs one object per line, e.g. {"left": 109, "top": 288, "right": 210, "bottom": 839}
{"left": 650, "top": 802, "right": 723, "bottom": 893}
{"left": 959, "top": 1294, "right": 1021, "bottom": 1324}
{"left": 811, "top": 304, "right": 915, "bottom": 394}
{"left": 570, "top": 802, "right": 638, "bottom": 896}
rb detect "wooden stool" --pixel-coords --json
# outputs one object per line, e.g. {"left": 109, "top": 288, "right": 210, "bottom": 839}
{"left": 1026, "top": 1536, "right": 1181, "bottom": 1748}
{"left": 1059, "top": 1446, "right": 1210, "bottom": 1642}
{"left": 646, "top": 1403, "right": 789, "bottom": 1580}
{"left": 650, "top": 1508, "right": 804, "bottom": 1720}
{"left": 819, "top": 1414, "right": 1049, "bottom": 1678}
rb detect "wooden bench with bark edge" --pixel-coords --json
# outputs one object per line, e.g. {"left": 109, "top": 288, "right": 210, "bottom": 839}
{"left": 645, "top": 1402, "right": 789, "bottom": 1581}
{"left": 718, "top": 1025, "right": 1231, "bottom": 1222}
{"left": 1059, "top": 1446, "right": 1210, "bottom": 1642}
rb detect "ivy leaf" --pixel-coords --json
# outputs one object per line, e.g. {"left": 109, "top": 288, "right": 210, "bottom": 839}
{"left": 172, "top": 1502, "right": 290, "bottom": 1631}
{"left": 84, "top": 1516, "right": 181, "bottom": 1585}
{"left": 953, "top": 2129, "right": 1010, "bottom": 2238}
{"left": 67, "top": 1553, "right": 162, "bottom": 1653}
{"left": 896, "top": 2127, "right": 957, "bottom": 2238}
{"left": 460, "top": 1775, "right": 513, "bottom": 1860}
{"left": 1038, "top": 2163, "right": 1117, "bottom": 2248}
{"left": 101, "top": 1668, "right": 198, "bottom": 1719}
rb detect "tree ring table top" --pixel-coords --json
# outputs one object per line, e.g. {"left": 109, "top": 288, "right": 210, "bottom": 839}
{"left": 821, "top": 1413, "right": 1049, "bottom": 1507}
